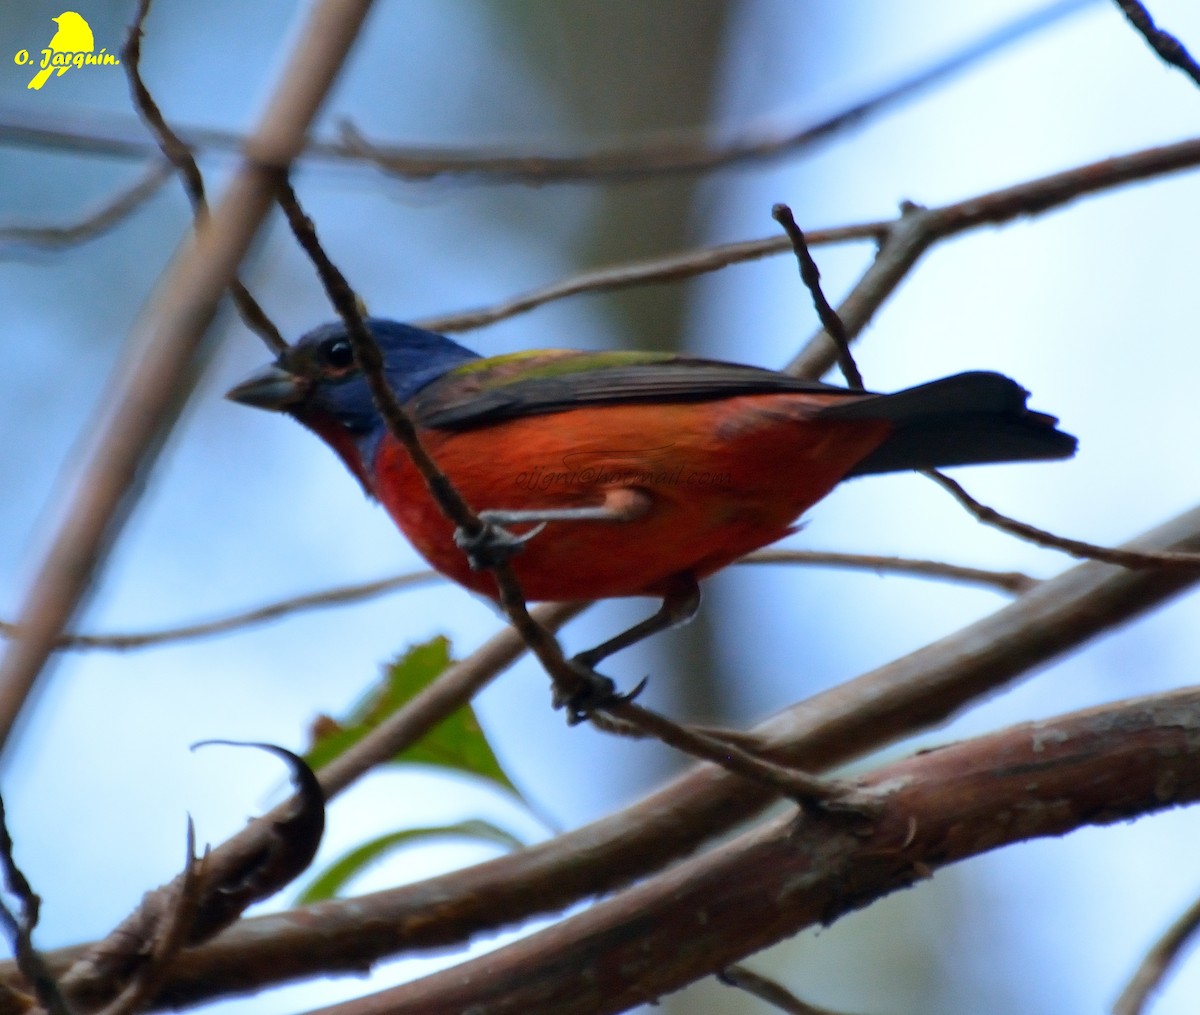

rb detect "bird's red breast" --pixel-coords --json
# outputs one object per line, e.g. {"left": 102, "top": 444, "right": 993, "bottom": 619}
{"left": 373, "top": 394, "right": 891, "bottom": 601}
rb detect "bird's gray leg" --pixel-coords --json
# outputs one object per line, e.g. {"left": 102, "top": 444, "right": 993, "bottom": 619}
{"left": 453, "top": 488, "right": 651, "bottom": 570}
{"left": 572, "top": 574, "right": 701, "bottom": 671}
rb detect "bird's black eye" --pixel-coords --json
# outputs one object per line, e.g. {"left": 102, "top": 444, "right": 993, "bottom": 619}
{"left": 319, "top": 337, "right": 355, "bottom": 371}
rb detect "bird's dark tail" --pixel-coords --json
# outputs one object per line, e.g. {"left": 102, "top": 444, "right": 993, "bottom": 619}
{"left": 817, "top": 371, "right": 1077, "bottom": 476}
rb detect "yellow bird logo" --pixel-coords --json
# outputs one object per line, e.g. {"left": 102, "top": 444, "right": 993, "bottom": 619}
{"left": 26, "top": 11, "right": 95, "bottom": 90}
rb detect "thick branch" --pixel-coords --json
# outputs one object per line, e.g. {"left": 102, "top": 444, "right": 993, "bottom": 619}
{"left": 338, "top": 686, "right": 1200, "bottom": 1015}
{"left": 13, "top": 504, "right": 1200, "bottom": 1013}
{"left": 44, "top": 603, "right": 580, "bottom": 1008}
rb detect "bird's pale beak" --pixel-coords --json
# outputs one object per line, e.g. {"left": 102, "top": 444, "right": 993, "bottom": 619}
{"left": 225, "top": 365, "right": 306, "bottom": 411}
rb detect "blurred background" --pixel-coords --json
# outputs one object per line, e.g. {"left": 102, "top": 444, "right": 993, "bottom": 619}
{"left": 2, "top": 0, "right": 1200, "bottom": 1011}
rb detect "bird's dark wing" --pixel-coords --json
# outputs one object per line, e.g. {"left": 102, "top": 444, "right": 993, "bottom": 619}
{"left": 409, "top": 349, "right": 856, "bottom": 430}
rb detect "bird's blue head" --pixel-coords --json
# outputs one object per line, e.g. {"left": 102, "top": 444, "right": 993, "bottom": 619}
{"left": 226, "top": 318, "right": 481, "bottom": 494}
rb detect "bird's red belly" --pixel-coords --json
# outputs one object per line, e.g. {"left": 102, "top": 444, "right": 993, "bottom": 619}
{"left": 372, "top": 396, "right": 890, "bottom": 601}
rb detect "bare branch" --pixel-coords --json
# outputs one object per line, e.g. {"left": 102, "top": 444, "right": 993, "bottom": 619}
{"left": 22, "top": 505, "right": 1200, "bottom": 1013}
{"left": 785, "top": 136, "right": 1200, "bottom": 378}
{"left": 416, "top": 222, "right": 886, "bottom": 334}
{"left": 1111, "top": 0, "right": 1200, "bottom": 89}
{"left": 719, "top": 966, "right": 865, "bottom": 1015}
{"left": 50, "top": 602, "right": 582, "bottom": 1007}
{"left": 123, "top": 0, "right": 285, "bottom": 354}
{"left": 0, "top": 570, "right": 440, "bottom": 652}
{"left": 1113, "top": 891, "right": 1200, "bottom": 1015}
{"left": 337, "top": 0, "right": 1094, "bottom": 184}
{"left": 302, "top": 686, "right": 1200, "bottom": 1015}
{"left": 0, "top": 795, "right": 74, "bottom": 1015}
{"left": 0, "top": 549, "right": 1032, "bottom": 656}
{"left": 0, "top": 3, "right": 1093, "bottom": 184}
{"left": 413, "top": 136, "right": 1200, "bottom": 342}
{"left": 0, "top": 0, "right": 373, "bottom": 761}
{"left": 772, "top": 202, "right": 864, "bottom": 389}
{"left": 0, "top": 161, "right": 171, "bottom": 254}
{"left": 927, "top": 470, "right": 1200, "bottom": 571}
{"left": 742, "top": 549, "right": 1037, "bottom": 594}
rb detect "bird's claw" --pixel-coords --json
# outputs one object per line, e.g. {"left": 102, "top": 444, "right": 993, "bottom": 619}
{"left": 554, "top": 659, "right": 648, "bottom": 725}
{"left": 453, "top": 519, "right": 546, "bottom": 570}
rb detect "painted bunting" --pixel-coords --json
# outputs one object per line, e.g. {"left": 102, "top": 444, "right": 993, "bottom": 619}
{"left": 228, "top": 319, "right": 1075, "bottom": 674}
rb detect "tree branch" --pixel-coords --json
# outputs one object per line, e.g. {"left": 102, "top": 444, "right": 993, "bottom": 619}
{"left": 412, "top": 136, "right": 1200, "bottom": 342}
{"left": 14, "top": 504, "right": 1200, "bottom": 1013}
{"left": 43, "top": 602, "right": 581, "bottom": 1009}
{"left": 1111, "top": 0, "right": 1200, "bottom": 89}
{"left": 927, "top": 470, "right": 1200, "bottom": 570}
{"left": 331, "top": 686, "right": 1200, "bottom": 1015}
{"left": 0, "top": 0, "right": 374, "bottom": 762}
{"left": 0, "top": 160, "right": 171, "bottom": 254}
{"left": 785, "top": 135, "right": 1200, "bottom": 378}
{"left": 0, "top": 0, "right": 1093, "bottom": 183}
{"left": 0, "top": 548, "right": 1032, "bottom": 655}
{"left": 1113, "top": 891, "right": 1200, "bottom": 1015}
{"left": 123, "top": 0, "right": 284, "bottom": 353}
{"left": 0, "top": 795, "right": 73, "bottom": 1015}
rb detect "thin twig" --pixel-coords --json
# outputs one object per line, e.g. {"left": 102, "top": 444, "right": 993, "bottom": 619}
{"left": 743, "top": 548, "right": 1038, "bottom": 594}
{"left": 338, "top": 0, "right": 1095, "bottom": 184}
{"left": 927, "top": 470, "right": 1200, "bottom": 571}
{"left": 772, "top": 203, "right": 864, "bottom": 389}
{"left": 0, "top": 549, "right": 1032, "bottom": 656}
{"left": 1111, "top": 0, "right": 1200, "bottom": 88}
{"left": 744, "top": 551, "right": 1036, "bottom": 592}
{"left": 1113, "top": 891, "right": 1200, "bottom": 1015}
{"left": 93, "top": 823, "right": 203, "bottom": 1015}
{"left": 0, "top": 0, "right": 1095, "bottom": 183}
{"left": 416, "top": 223, "right": 887, "bottom": 334}
{"left": 719, "top": 965, "right": 861, "bottom": 1015}
{"left": 123, "top": 0, "right": 286, "bottom": 354}
{"left": 0, "top": 160, "right": 172, "bottom": 254}
{"left": 0, "top": 570, "right": 440, "bottom": 652}
{"left": 54, "top": 602, "right": 582, "bottom": 1004}
{"left": 422, "top": 135, "right": 1200, "bottom": 343}
{"left": 601, "top": 699, "right": 869, "bottom": 809}
{"left": 785, "top": 136, "right": 1200, "bottom": 379}
{"left": 0, "top": 0, "right": 375, "bottom": 761}
{"left": 0, "top": 795, "right": 74, "bottom": 1015}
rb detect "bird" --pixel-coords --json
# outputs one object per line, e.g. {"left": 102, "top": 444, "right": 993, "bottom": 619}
{"left": 228, "top": 318, "right": 1076, "bottom": 695}
{"left": 27, "top": 11, "right": 94, "bottom": 90}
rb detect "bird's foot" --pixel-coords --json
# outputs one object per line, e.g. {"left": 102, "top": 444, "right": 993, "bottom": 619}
{"left": 553, "top": 658, "right": 647, "bottom": 726}
{"left": 453, "top": 517, "right": 546, "bottom": 570}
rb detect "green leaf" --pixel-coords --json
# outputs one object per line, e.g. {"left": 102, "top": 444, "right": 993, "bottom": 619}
{"left": 297, "top": 819, "right": 525, "bottom": 903}
{"left": 304, "top": 636, "right": 520, "bottom": 797}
